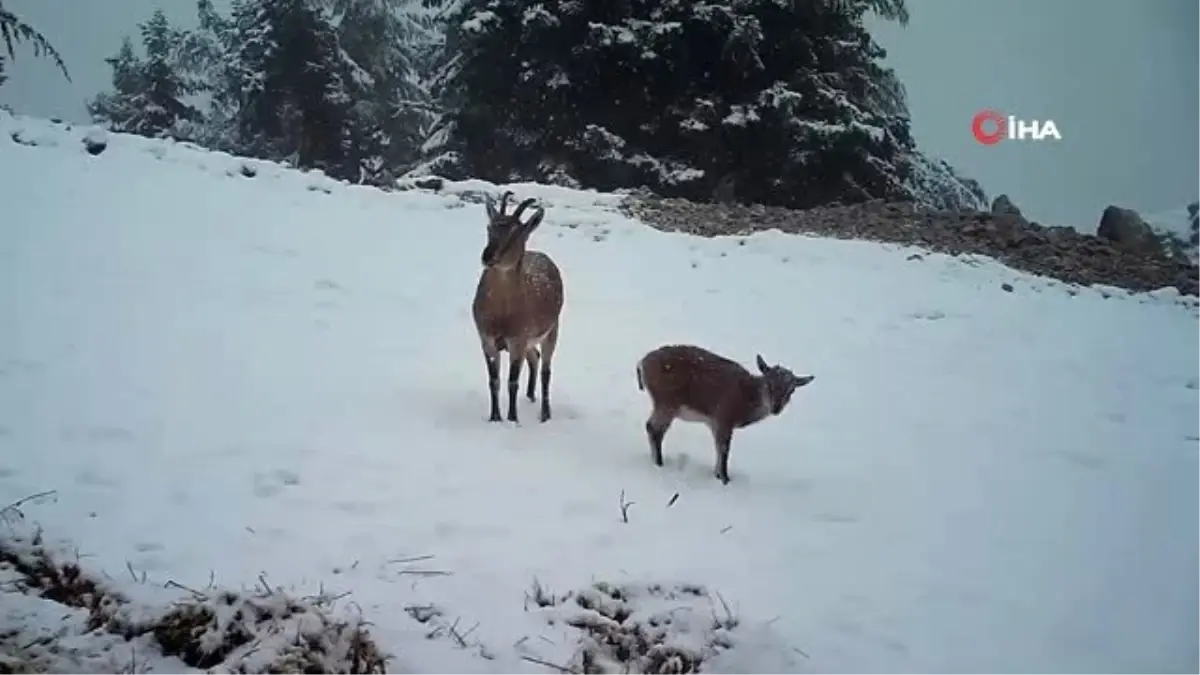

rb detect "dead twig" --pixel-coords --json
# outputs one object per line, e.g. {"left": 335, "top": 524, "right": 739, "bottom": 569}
{"left": 713, "top": 589, "right": 738, "bottom": 628}
{"left": 125, "top": 561, "right": 146, "bottom": 584}
{"left": 667, "top": 492, "right": 680, "bottom": 507}
{"left": 447, "top": 617, "right": 468, "bottom": 648}
{"left": 395, "top": 569, "right": 452, "bottom": 577}
{"left": 257, "top": 573, "right": 273, "bottom": 595}
{"left": 165, "top": 579, "right": 208, "bottom": 599}
{"left": 521, "top": 655, "right": 573, "bottom": 673}
{"left": 0, "top": 490, "right": 58, "bottom": 522}
{"left": 386, "top": 554, "right": 434, "bottom": 565}
{"left": 619, "top": 490, "right": 635, "bottom": 523}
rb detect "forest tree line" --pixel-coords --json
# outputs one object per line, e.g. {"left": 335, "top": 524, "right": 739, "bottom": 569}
{"left": 4, "top": 0, "right": 987, "bottom": 211}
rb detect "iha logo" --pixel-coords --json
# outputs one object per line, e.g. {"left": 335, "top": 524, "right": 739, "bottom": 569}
{"left": 971, "top": 109, "right": 1062, "bottom": 145}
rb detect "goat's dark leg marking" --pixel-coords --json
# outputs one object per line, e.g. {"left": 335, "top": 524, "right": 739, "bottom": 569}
{"left": 713, "top": 425, "right": 733, "bottom": 485}
{"left": 506, "top": 348, "right": 523, "bottom": 423}
{"left": 481, "top": 339, "right": 502, "bottom": 422}
{"left": 538, "top": 326, "right": 559, "bottom": 422}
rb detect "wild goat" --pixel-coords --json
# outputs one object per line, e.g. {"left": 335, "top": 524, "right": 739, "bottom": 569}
{"left": 472, "top": 191, "right": 565, "bottom": 424}
{"left": 636, "top": 344, "right": 814, "bottom": 484}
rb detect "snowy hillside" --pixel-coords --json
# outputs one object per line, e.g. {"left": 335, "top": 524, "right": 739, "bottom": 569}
{"left": 1145, "top": 204, "right": 1200, "bottom": 264}
{"left": 1, "top": 112, "right": 1198, "bottom": 673}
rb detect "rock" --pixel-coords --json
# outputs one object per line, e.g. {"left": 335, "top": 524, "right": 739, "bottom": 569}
{"left": 82, "top": 128, "right": 108, "bottom": 156}
{"left": 413, "top": 176, "right": 444, "bottom": 191}
{"left": 620, "top": 194, "right": 1199, "bottom": 297}
{"left": 1096, "top": 205, "right": 1161, "bottom": 256}
{"left": 1001, "top": 282, "right": 1014, "bottom": 292}
{"left": 991, "top": 194, "right": 1023, "bottom": 220}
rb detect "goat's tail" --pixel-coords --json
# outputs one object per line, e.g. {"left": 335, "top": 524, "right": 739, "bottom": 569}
{"left": 635, "top": 360, "right": 645, "bottom": 391}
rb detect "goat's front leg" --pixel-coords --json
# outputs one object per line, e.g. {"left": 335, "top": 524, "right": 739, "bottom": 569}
{"left": 712, "top": 424, "right": 733, "bottom": 485}
{"left": 480, "top": 336, "right": 502, "bottom": 422}
{"left": 506, "top": 340, "right": 528, "bottom": 423}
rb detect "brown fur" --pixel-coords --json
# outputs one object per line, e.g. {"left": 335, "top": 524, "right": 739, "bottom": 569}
{"left": 472, "top": 191, "right": 565, "bottom": 423}
{"left": 636, "top": 344, "right": 814, "bottom": 484}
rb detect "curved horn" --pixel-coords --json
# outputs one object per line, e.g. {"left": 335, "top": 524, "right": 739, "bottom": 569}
{"left": 511, "top": 197, "right": 538, "bottom": 221}
{"left": 498, "top": 191, "right": 514, "bottom": 215}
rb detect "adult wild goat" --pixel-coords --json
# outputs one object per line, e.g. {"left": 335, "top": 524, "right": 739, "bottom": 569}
{"left": 636, "top": 345, "right": 814, "bottom": 484}
{"left": 472, "top": 191, "right": 564, "bottom": 424}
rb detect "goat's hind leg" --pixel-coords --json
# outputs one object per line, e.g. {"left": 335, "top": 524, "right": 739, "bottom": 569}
{"left": 537, "top": 325, "right": 559, "bottom": 423}
{"left": 524, "top": 347, "right": 539, "bottom": 402}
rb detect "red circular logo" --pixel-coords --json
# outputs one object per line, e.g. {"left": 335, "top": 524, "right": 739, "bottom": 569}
{"left": 971, "top": 110, "right": 1006, "bottom": 146}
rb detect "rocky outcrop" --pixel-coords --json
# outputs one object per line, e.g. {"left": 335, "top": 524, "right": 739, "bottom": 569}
{"left": 1096, "top": 205, "right": 1163, "bottom": 256}
{"left": 991, "top": 194, "right": 1023, "bottom": 220}
{"left": 621, "top": 196, "right": 1199, "bottom": 296}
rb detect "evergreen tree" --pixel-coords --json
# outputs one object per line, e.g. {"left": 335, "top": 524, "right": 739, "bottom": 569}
{"left": 92, "top": 0, "right": 441, "bottom": 182}
{"left": 325, "top": 0, "right": 439, "bottom": 179}
{"left": 172, "top": 0, "right": 242, "bottom": 150}
{"left": 216, "top": 0, "right": 355, "bottom": 174}
{"left": 0, "top": 2, "right": 69, "bottom": 83}
{"left": 421, "top": 0, "right": 985, "bottom": 210}
{"left": 87, "top": 39, "right": 146, "bottom": 132}
{"left": 88, "top": 11, "right": 202, "bottom": 138}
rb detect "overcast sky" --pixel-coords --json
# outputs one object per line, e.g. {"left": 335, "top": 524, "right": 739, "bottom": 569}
{"left": 1, "top": 0, "right": 1195, "bottom": 229}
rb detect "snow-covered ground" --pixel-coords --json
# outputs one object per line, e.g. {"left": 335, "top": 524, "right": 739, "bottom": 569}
{"left": 1, "top": 111, "right": 1197, "bottom": 673}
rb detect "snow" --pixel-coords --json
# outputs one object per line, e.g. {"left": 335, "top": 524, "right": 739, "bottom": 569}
{"left": 1144, "top": 204, "right": 1200, "bottom": 264}
{"left": 461, "top": 10, "right": 498, "bottom": 34}
{"left": 2, "top": 110, "right": 1198, "bottom": 673}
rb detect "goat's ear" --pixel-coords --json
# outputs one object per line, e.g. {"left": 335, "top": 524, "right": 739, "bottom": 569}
{"left": 522, "top": 207, "right": 546, "bottom": 232}
{"left": 795, "top": 374, "right": 815, "bottom": 387}
{"left": 755, "top": 354, "right": 769, "bottom": 373}
{"left": 484, "top": 196, "right": 499, "bottom": 222}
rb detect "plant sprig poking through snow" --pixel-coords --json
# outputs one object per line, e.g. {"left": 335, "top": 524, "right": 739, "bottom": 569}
{"left": 519, "top": 580, "right": 756, "bottom": 674}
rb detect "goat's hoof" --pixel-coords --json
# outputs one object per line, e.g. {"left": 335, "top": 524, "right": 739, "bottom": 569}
{"left": 488, "top": 412, "right": 503, "bottom": 422}
{"left": 716, "top": 472, "right": 730, "bottom": 485}
{"left": 506, "top": 412, "right": 519, "bottom": 423}
{"left": 526, "top": 392, "right": 537, "bottom": 402}
{"left": 539, "top": 408, "right": 551, "bottom": 423}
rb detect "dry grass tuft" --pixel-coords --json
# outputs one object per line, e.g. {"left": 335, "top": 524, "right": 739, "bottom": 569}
{"left": 524, "top": 580, "right": 741, "bottom": 674}
{"left": 0, "top": 500, "right": 388, "bottom": 674}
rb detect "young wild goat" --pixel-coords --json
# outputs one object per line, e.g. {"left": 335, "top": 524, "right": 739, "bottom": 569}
{"left": 636, "top": 344, "right": 814, "bottom": 484}
{"left": 472, "top": 191, "right": 565, "bottom": 424}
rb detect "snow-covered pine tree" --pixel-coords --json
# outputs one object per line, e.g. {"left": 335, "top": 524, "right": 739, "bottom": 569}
{"left": 323, "top": 0, "right": 440, "bottom": 180}
{"left": 89, "top": 10, "right": 202, "bottom": 138}
{"left": 420, "top": 0, "right": 985, "bottom": 211}
{"left": 219, "top": 0, "right": 357, "bottom": 175}
{"left": 86, "top": 39, "right": 148, "bottom": 133}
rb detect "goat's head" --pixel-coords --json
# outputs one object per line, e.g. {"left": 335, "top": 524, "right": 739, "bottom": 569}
{"left": 755, "top": 354, "right": 814, "bottom": 416}
{"left": 481, "top": 190, "right": 545, "bottom": 269}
